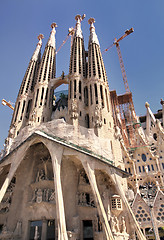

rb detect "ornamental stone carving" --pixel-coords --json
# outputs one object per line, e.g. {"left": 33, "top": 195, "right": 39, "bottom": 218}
{"left": 69, "top": 99, "right": 79, "bottom": 119}
{"left": 93, "top": 106, "right": 102, "bottom": 128}
{"left": 31, "top": 188, "right": 55, "bottom": 204}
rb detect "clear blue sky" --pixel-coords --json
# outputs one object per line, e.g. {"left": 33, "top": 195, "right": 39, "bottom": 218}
{"left": 0, "top": 0, "right": 164, "bottom": 150}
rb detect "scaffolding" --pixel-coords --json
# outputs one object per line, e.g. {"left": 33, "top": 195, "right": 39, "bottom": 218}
{"left": 110, "top": 91, "right": 140, "bottom": 149}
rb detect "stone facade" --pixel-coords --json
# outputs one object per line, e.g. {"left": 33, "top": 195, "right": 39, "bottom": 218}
{"left": 0, "top": 15, "right": 163, "bottom": 240}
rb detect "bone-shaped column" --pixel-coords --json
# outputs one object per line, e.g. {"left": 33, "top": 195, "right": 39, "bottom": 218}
{"left": 48, "top": 143, "right": 68, "bottom": 240}
{"left": 83, "top": 160, "right": 114, "bottom": 240}
{"left": 111, "top": 173, "right": 146, "bottom": 240}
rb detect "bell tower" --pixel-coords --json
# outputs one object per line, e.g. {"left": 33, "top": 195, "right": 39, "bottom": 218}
{"left": 29, "top": 23, "right": 57, "bottom": 126}
{"left": 86, "top": 18, "right": 114, "bottom": 137}
{"left": 68, "top": 15, "right": 86, "bottom": 126}
{"left": 9, "top": 34, "right": 44, "bottom": 138}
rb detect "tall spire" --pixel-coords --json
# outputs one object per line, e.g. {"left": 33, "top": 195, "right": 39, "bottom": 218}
{"left": 36, "top": 23, "right": 57, "bottom": 83}
{"left": 18, "top": 34, "right": 44, "bottom": 96}
{"left": 31, "top": 34, "right": 44, "bottom": 61}
{"left": 88, "top": 18, "right": 100, "bottom": 46}
{"left": 69, "top": 15, "right": 86, "bottom": 77}
{"left": 74, "top": 14, "right": 83, "bottom": 38}
{"left": 47, "top": 23, "right": 57, "bottom": 48}
{"left": 88, "top": 18, "right": 107, "bottom": 82}
{"left": 28, "top": 23, "right": 57, "bottom": 126}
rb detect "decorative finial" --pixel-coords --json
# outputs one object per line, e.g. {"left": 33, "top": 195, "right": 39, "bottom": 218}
{"left": 37, "top": 34, "right": 44, "bottom": 41}
{"left": 47, "top": 23, "right": 57, "bottom": 48}
{"left": 88, "top": 17, "right": 95, "bottom": 25}
{"left": 74, "top": 15, "right": 83, "bottom": 38}
{"left": 31, "top": 34, "right": 44, "bottom": 61}
{"left": 145, "top": 102, "right": 150, "bottom": 108}
{"left": 51, "top": 23, "right": 57, "bottom": 29}
{"left": 88, "top": 17, "right": 100, "bottom": 46}
{"left": 75, "top": 14, "right": 82, "bottom": 22}
{"left": 160, "top": 98, "right": 164, "bottom": 105}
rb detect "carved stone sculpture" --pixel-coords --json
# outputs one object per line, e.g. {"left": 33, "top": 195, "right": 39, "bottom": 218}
{"left": 69, "top": 99, "right": 78, "bottom": 119}
{"left": 121, "top": 217, "right": 126, "bottom": 233}
{"left": 94, "top": 106, "right": 102, "bottom": 128}
{"left": 114, "top": 216, "right": 120, "bottom": 233}
{"left": 36, "top": 169, "right": 47, "bottom": 182}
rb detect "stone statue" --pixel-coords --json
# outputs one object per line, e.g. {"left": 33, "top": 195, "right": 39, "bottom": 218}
{"left": 121, "top": 216, "right": 126, "bottom": 233}
{"left": 114, "top": 216, "right": 120, "bottom": 233}
{"left": 36, "top": 189, "right": 43, "bottom": 203}
{"left": 49, "top": 190, "right": 55, "bottom": 202}
{"left": 69, "top": 99, "right": 78, "bottom": 119}
{"left": 36, "top": 169, "right": 46, "bottom": 182}
{"left": 14, "top": 220, "right": 22, "bottom": 236}
{"left": 94, "top": 106, "right": 102, "bottom": 128}
{"left": 110, "top": 217, "right": 116, "bottom": 233}
{"left": 34, "top": 226, "right": 40, "bottom": 240}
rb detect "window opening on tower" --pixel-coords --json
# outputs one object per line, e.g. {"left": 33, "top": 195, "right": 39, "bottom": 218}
{"left": 94, "top": 84, "right": 98, "bottom": 104}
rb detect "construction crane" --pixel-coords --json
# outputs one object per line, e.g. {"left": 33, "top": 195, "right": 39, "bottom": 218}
{"left": 1, "top": 99, "right": 14, "bottom": 110}
{"left": 103, "top": 28, "right": 134, "bottom": 93}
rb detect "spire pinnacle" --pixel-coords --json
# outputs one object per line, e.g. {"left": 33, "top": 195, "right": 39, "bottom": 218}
{"left": 88, "top": 17, "right": 100, "bottom": 46}
{"left": 47, "top": 22, "right": 57, "bottom": 48}
{"left": 74, "top": 14, "right": 83, "bottom": 38}
{"left": 32, "top": 34, "right": 44, "bottom": 61}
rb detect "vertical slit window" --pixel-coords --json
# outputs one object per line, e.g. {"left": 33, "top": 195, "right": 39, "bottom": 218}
{"left": 105, "top": 89, "right": 109, "bottom": 112}
{"left": 94, "top": 84, "right": 98, "bottom": 104}
{"left": 70, "top": 81, "right": 72, "bottom": 99}
{"left": 44, "top": 88, "right": 48, "bottom": 106}
{"left": 40, "top": 87, "right": 44, "bottom": 106}
{"left": 79, "top": 81, "right": 82, "bottom": 100}
{"left": 26, "top": 99, "right": 32, "bottom": 119}
{"left": 14, "top": 101, "right": 20, "bottom": 122}
{"left": 84, "top": 86, "right": 88, "bottom": 106}
{"left": 79, "top": 38, "right": 81, "bottom": 74}
{"left": 100, "top": 85, "right": 104, "bottom": 108}
{"left": 74, "top": 79, "right": 76, "bottom": 98}
{"left": 20, "top": 100, "right": 26, "bottom": 120}
{"left": 35, "top": 89, "right": 39, "bottom": 107}
{"left": 90, "top": 85, "right": 92, "bottom": 105}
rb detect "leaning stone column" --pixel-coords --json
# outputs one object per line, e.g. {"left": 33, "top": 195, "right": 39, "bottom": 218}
{"left": 48, "top": 143, "right": 68, "bottom": 240}
{"left": 111, "top": 173, "right": 146, "bottom": 240}
{"left": 83, "top": 161, "right": 114, "bottom": 240}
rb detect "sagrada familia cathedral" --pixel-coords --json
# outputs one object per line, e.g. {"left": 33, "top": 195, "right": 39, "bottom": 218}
{"left": 0, "top": 15, "right": 164, "bottom": 240}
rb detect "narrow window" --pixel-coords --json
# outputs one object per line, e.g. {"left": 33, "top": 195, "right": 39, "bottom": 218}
{"left": 14, "top": 101, "right": 20, "bottom": 122}
{"left": 35, "top": 89, "right": 39, "bottom": 107}
{"left": 105, "top": 89, "right": 109, "bottom": 112}
{"left": 151, "top": 164, "right": 154, "bottom": 171}
{"left": 79, "top": 81, "right": 82, "bottom": 100}
{"left": 26, "top": 99, "right": 32, "bottom": 119}
{"left": 44, "top": 88, "right": 48, "bottom": 106}
{"left": 20, "top": 100, "right": 26, "bottom": 120}
{"left": 74, "top": 79, "right": 76, "bottom": 98}
{"left": 70, "top": 81, "right": 72, "bottom": 99}
{"left": 84, "top": 87, "right": 88, "bottom": 106}
{"left": 90, "top": 85, "right": 92, "bottom": 105}
{"left": 40, "top": 87, "right": 44, "bottom": 106}
{"left": 139, "top": 166, "right": 141, "bottom": 172}
{"left": 147, "top": 165, "right": 151, "bottom": 171}
{"left": 100, "top": 85, "right": 104, "bottom": 107}
{"left": 94, "top": 84, "right": 98, "bottom": 104}
{"left": 142, "top": 166, "right": 145, "bottom": 172}
{"left": 162, "top": 163, "right": 164, "bottom": 169}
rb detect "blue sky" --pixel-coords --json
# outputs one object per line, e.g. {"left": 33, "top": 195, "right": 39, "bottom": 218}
{"left": 0, "top": 0, "right": 164, "bottom": 150}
